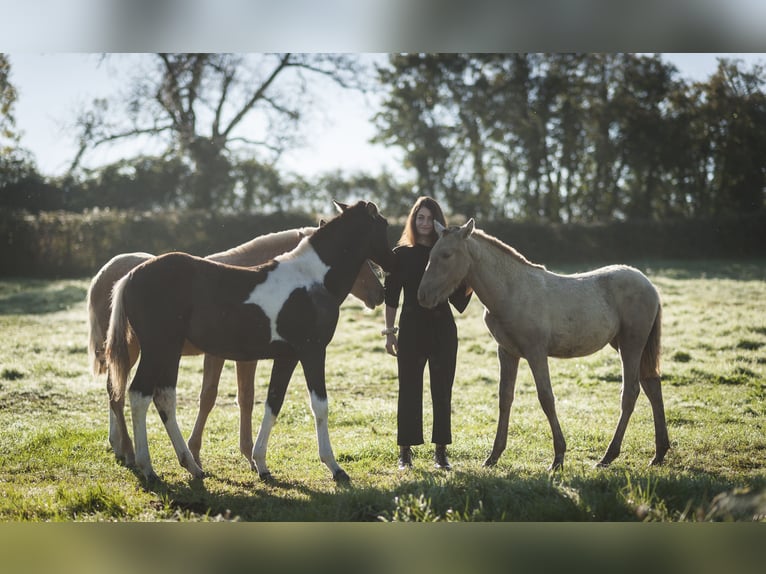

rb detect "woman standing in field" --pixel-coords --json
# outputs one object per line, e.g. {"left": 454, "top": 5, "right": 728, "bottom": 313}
{"left": 382, "top": 196, "right": 472, "bottom": 470}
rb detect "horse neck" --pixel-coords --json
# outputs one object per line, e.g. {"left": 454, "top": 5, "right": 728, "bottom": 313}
{"left": 465, "top": 235, "right": 538, "bottom": 305}
{"left": 309, "top": 217, "right": 371, "bottom": 300}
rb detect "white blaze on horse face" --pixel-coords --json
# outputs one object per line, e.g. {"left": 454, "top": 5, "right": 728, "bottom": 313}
{"left": 243, "top": 239, "right": 330, "bottom": 342}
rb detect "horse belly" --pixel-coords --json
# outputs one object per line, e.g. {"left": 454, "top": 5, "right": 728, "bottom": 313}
{"left": 187, "top": 303, "right": 273, "bottom": 361}
{"left": 548, "top": 307, "right": 619, "bottom": 358}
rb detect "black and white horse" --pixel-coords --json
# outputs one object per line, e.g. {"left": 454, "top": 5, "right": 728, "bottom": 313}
{"left": 105, "top": 201, "right": 394, "bottom": 482}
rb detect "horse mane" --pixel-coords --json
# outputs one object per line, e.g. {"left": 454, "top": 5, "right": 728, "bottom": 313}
{"left": 206, "top": 227, "right": 316, "bottom": 261}
{"left": 472, "top": 228, "right": 546, "bottom": 270}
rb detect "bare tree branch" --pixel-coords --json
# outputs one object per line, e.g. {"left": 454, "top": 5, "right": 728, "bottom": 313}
{"left": 220, "top": 53, "right": 293, "bottom": 139}
{"left": 67, "top": 52, "right": 372, "bottom": 198}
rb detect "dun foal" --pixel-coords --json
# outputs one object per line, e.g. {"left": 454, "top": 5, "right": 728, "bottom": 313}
{"left": 418, "top": 220, "right": 670, "bottom": 471}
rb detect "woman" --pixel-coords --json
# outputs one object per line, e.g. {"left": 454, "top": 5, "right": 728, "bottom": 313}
{"left": 382, "top": 196, "right": 472, "bottom": 470}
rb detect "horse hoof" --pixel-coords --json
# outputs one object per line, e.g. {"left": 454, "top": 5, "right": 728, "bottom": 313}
{"left": 259, "top": 471, "right": 274, "bottom": 483}
{"left": 114, "top": 452, "right": 136, "bottom": 467}
{"left": 483, "top": 457, "right": 497, "bottom": 468}
{"left": 596, "top": 455, "right": 615, "bottom": 468}
{"left": 548, "top": 460, "right": 564, "bottom": 472}
{"left": 333, "top": 469, "right": 350, "bottom": 483}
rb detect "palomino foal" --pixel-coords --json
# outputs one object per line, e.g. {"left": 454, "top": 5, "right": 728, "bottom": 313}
{"left": 418, "top": 219, "right": 669, "bottom": 471}
{"left": 105, "top": 201, "right": 394, "bottom": 482}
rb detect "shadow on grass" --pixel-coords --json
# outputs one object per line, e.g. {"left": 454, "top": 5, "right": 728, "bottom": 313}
{"left": 131, "top": 462, "right": 766, "bottom": 522}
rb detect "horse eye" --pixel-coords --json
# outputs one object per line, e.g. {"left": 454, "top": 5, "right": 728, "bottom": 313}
{"left": 441, "top": 252, "right": 452, "bottom": 259}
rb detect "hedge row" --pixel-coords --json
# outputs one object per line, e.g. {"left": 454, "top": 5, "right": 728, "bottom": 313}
{"left": 1, "top": 209, "right": 764, "bottom": 278}
{"left": 0, "top": 209, "right": 316, "bottom": 278}
{"left": 480, "top": 213, "right": 766, "bottom": 266}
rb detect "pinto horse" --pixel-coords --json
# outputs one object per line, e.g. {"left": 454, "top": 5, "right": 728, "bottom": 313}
{"left": 87, "top": 226, "right": 383, "bottom": 471}
{"left": 105, "top": 201, "right": 394, "bottom": 482}
{"left": 417, "top": 219, "right": 669, "bottom": 471}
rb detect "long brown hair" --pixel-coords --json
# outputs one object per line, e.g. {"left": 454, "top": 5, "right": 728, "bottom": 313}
{"left": 397, "top": 196, "right": 447, "bottom": 247}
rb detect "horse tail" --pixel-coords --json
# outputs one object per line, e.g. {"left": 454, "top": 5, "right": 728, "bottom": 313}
{"left": 640, "top": 303, "right": 662, "bottom": 380}
{"left": 105, "top": 274, "right": 133, "bottom": 402}
{"left": 86, "top": 277, "right": 107, "bottom": 378}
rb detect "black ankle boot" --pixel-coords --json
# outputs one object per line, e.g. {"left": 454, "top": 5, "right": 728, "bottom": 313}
{"left": 398, "top": 446, "right": 413, "bottom": 470}
{"left": 434, "top": 444, "right": 451, "bottom": 470}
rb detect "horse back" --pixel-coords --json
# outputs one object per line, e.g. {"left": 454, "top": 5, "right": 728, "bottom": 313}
{"left": 591, "top": 265, "right": 660, "bottom": 314}
{"left": 125, "top": 251, "right": 341, "bottom": 362}
{"left": 206, "top": 228, "right": 312, "bottom": 267}
{"left": 124, "top": 253, "right": 271, "bottom": 348}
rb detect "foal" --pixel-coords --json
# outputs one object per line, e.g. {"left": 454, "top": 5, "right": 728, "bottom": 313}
{"left": 87, "top": 226, "right": 383, "bottom": 470}
{"left": 106, "top": 201, "right": 394, "bottom": 482}
{"left": 418, "top": 219, "right": 669, "bottom": 471}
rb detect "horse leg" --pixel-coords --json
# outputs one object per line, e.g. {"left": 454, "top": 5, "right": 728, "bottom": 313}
{"left": 528, "top": 354, "right": 566, "bottom": 471}
{"left": 235, "top": 360, "right": 258, "bottom": 470}
{"left": 107, "top": 339, "right": 140, "bottom": 466}
{"left": 301, "top": 349, "right": 348, "bottom": 482}
{"left": 639, "top": 376, "right": 670, "bottom": 465}
{"left": 187, "top": 354, "right": 226, "bottom": 469}
{"left": 252, "top": 356, "right": 299, "bottom": 481}
{"left": 130, "top": 348, "right": 204, "bottom": 481}
{"left": 153, "top": 386, "right": 205, "bottom": 479}
{"left": 598, "top": 350, "right": 641, "bottom": 467}
{"left": 129, "top": 388, "right": 157, "bottom": 481}
{"left": 108, "top": 372, "right": 135, "bottom": 466}
{"left": 484, "top": 346, "right": 520, "bottom": 467}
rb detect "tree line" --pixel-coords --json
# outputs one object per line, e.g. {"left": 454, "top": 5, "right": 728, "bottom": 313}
{"left": 375, "top": 53, "right": 766, "bottom": 221}
{"left": 1, "top": 53, "right": 764, "bottom": 222}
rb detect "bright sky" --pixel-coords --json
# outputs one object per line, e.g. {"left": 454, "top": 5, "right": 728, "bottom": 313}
{"left": 7, "top": 53, "right": 765, "bottom": 179}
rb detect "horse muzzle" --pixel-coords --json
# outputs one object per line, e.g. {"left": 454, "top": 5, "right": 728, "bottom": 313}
{"left": 417, "top": 287, "right": 439, "bottom": 310}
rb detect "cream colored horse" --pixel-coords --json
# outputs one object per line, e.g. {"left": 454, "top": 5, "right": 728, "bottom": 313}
{"left": 417, "top": 219, "right": 669, "bottom": 471}
{"left": 87, "top": 226, "right": 384, "bottom": 471}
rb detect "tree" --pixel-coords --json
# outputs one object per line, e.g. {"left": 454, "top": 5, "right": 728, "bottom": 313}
{"left": 70, "top": 53, "right": 368, "bottom": 210}
{"left": 612, "top": 54, "right": 680, "bottom": 219}
{"left": 374, "top": 53, "right": 766, "bottom": 223}
{"left": 0, "top": 54, "right": 19, "bottom": 153}
{"left": 701, "top": 58, "right": 766, "bottom": 215}
{"left": 1, "top": 54, "right": 51, "bottom": 212}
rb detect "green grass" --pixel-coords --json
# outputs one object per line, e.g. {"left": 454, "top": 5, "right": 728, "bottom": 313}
{"left": 0, "top": 259, "right": 764, "bottom": 521}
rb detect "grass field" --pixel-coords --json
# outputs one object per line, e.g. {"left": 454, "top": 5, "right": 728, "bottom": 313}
{"left": 0, "top": 259, "right": 764, "bottom": 522}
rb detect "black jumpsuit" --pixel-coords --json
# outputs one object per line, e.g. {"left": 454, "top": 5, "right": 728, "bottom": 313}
{"left": 384, "top": 243, "right": 472, "bottom": 447}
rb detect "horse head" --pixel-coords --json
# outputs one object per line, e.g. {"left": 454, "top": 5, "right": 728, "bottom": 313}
{"left": 332, "top": 200, "right": 395, "bottom": 273}
{"left": 418, "top": 218, "right": 475, "bottom": 309}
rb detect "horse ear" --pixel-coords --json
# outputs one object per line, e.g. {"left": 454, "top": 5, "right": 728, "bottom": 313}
{"left": 366, "top": 201, "right": 379, "bottom": 217}
{"left": 434, "top": 220, "right": 446, "bottom": 237}
{"left": 333, "top": 200, "right": 348, "bottom": 213}
{"left": 460, "top": 218, "right": 475, "bottom": 238}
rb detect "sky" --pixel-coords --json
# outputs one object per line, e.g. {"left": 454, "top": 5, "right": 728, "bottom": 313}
{"left": 7, "top": 53, "right": 765, "bottom": 180}
{"left": 7, "top": 53, "right": 404, "bottom": 178}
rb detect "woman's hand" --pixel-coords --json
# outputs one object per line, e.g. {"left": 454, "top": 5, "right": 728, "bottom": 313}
{"left": 385, "top": 333, "right": 398, "bottom": 356}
